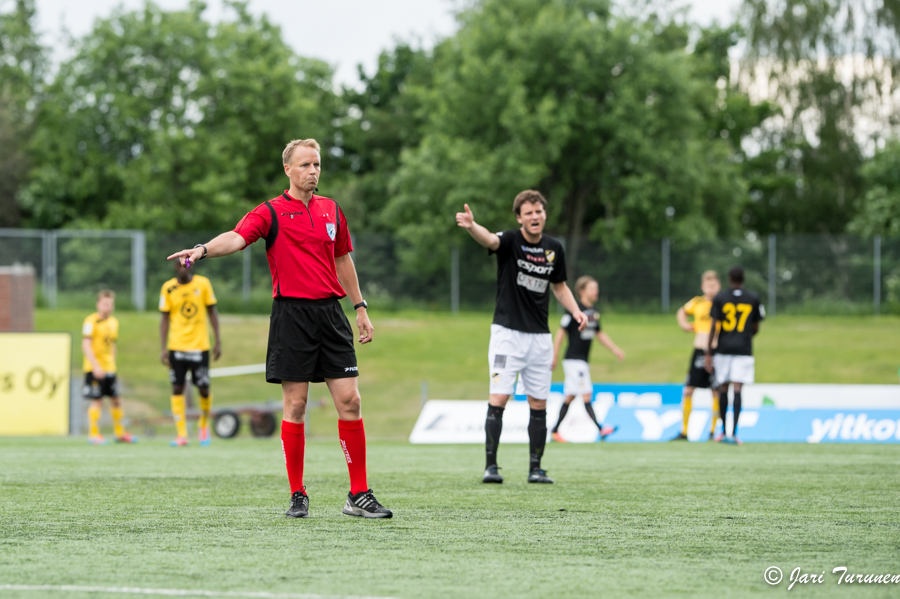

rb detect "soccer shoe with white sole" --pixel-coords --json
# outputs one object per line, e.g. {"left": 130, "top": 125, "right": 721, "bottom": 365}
{"left": 669, "top": 432, "right": 688, "bottom": 441}
{"left": 342, "top": 489, "right": 393, "bottom": 518}
{"left": 285, "top": 488, "right": 309, "bottom": 518}
{"left": 88, "top": 435, "right": 108, "bottom": 446}
{"left": 482, "top": 465, "right": 503, "bottom": 483}
{"left": 599, "top": 424, "right": 618, "bottom": 441}
{"left": 198, "top": 425, "right": 211, "bottom": 447}
{"left": 169, "top": 436, "right": 189, "bottom": 447}
{"left": 527, "top": 468, "right": 554, "bottom": 484}
{"left": 114, "top": 433, "right": 137, "bottom": 444}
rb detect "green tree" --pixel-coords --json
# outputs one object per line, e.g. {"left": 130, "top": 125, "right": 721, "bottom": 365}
{"left": 737, "top": 0, "right": 900, "bottom": 234}
{"left": 19, "top": 0, "right": 338, "bottom": 231}
{"left": 383, "top": 0, "right": 749, "bottom": 277}
{"left": 0, "top": 0, "right": 45, "bottom": 227}
{"left": 849, "top": 140, "right": 900, "bottom": 236}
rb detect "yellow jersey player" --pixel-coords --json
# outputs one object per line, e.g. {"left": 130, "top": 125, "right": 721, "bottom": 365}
{"left": 82, "top": 290, "right": 136, "bottom": 445}
{"left": 673, "top": 270, "right": 721, "bottom": 441}
{"left": 159, "top": 260, "right": 221, "bottom": 447}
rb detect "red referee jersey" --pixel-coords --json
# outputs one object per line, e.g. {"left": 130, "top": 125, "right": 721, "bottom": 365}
{"left": 234, "top": 191, "right": 353, "bottom": 299}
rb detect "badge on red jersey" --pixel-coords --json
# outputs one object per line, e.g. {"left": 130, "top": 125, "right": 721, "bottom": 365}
{"left": 326, "top": 222, "right": 336, "bottom": 241}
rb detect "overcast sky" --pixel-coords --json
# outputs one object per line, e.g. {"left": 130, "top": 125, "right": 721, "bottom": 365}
{"left": 31, "top": 0, "right": 742, "bottom": 88}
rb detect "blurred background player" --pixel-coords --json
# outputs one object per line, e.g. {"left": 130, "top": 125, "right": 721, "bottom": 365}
{"left": 673, "top": 270, "right": 721, "bottom": 441}
{"left": 550, "top": 275, "right": 624, "bottom": 443}
{"left": 159, "top": 260, "right": 221, "bottom": 447}
{"left": 82, "top": 290, "right": 135, "bottom": 445}
{"left": 705, "top": 266, "right": 765, "bottom": 445}
{"left": 456, "top": 191, "right": 587, "bottom": 485}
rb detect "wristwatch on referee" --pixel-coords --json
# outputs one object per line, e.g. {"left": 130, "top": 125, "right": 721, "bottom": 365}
{"left": 193, "top": 244, "right": 208, "bottom": 260}
{"left": 354, "top": 300, "right": 368, "bottom": 311}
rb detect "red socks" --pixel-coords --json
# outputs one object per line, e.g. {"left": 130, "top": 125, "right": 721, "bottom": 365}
{"left": 338, "top": 418, "right": 368, "bottom": 495}
{"left": 281, "top": 420, "right": 305, "bottom": 493}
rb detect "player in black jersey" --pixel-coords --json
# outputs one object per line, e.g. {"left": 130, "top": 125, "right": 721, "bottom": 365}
{"left": 550, "top": 275, "right": 624, "bottom": 442}
{"left": 456, "top": 190, "right": 587, "bottom": 485}
{"left": 705, "top": 266, "right": 765, "bottom": 445}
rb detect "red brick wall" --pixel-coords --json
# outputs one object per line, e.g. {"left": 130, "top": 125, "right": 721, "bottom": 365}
{"left": 0, "top": 266, "right": 35, "bottom": 332}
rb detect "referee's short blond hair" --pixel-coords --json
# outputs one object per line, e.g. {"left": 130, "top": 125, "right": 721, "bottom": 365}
{"left": 283, "top": 139, "right": 321, "bottom": 165}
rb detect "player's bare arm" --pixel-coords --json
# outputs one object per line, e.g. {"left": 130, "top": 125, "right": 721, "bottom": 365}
{"left": 82, "top": 338, "right": 104, "bottom": 379}
{"left": 159, "top": 313, "right": 170, "bottom": 366}
{"left": 455, "top": 204, "right": 500, "bottom": 251}
{"left": 676, "top": 307, "right": 693, "bottom": 333}
{"left": 208, "top": 305, "right": 222, "bottom": 360}
{"left": 335, "top": 253, "right": 374, "bottom": 344}
{"left": 704, "top": 317, "right": 718, "bottom": 372}
{"left": 551, "top": 282, "right": 587, "bottom": 331}
{"left": 167, "top": 231, "right": 247, "bottom": 267}
{"left": 551, "top": 327, "right": 566, "bottom": 370}
{"left": 597, "top": 331, "right": 625, "bottom": 361}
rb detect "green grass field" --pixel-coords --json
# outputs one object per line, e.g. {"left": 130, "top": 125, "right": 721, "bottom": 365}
{"left": 36, "top": 310, "right": 900, "bottom": 439}
{"left": 1, "top": 438, "right": 899, "bottom": 598}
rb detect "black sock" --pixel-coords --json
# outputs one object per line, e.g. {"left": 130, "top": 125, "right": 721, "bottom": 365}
{"left": 733, "top": 390, "right": 742, "bottom": 436}
{"left": 584, "top": 401, "right": 603, "bottom": 431}
{"left": 719, "top": 387, "right": 729, "bottom": 434}
{"left": 528, "top": 408, "right": 547, "bottom": 471}
{"left": 552, "top": 402, "right": 570, "bottom": 433}
{"left": 485, "top": 405, "right": 504, "bottom": 468}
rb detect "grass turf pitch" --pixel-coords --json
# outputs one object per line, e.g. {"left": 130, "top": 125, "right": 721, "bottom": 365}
{"left": 2, "top": 438, "right": 899, "bottom": 598}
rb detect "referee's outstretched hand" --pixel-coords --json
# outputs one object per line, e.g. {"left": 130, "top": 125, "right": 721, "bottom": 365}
{"left": 356, "top": 310, "right": 374, "bottom": 344}
{"left": 455, "top": 204, "right": 475, "bottom": 229}
{"left": 167, "top": 246, "right": 204, "bottom": 268}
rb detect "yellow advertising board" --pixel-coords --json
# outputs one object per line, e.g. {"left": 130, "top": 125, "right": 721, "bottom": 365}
{"left": 0, "top": 333, "right": 71, "bottom": 435}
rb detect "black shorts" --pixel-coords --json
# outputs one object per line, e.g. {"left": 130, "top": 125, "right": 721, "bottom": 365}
{"left": 169, "top": 350, "right": 210, "bottom": 387}
{"left": 685, "top": 348, "right": 715, "bottom": 389}
{"left": 83, "top": 373, "right": 119, "bottom": 399}
{"left": 266, "top": 297, "right": 358, "bottom": 384}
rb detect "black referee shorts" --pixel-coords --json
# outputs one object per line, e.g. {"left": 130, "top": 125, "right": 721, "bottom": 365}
{"left": 266, "top": 297, "right": 358, "bottom": 384}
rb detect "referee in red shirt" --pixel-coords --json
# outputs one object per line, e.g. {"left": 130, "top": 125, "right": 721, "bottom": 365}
{"left": 168, "top": 139, "right": 391, "bottom": 519}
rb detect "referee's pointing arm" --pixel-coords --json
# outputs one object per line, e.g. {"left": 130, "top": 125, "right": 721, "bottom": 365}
{"left": 167, "top": 232, "right": 246, "bottom": 266}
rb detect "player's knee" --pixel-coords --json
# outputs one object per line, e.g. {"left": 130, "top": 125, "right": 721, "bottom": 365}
{"left": 109, "top": 397, "right": 121, "bottom": 408}
{"left": 197, "top": 387, "right": 210, "bottom": 398}
{"left": 172, "top": 384, "right": 185, "bottom": 395}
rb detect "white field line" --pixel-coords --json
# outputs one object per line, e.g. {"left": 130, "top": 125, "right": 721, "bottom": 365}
{"left": 0, "top": 585, "right": 398, "bottom": 599}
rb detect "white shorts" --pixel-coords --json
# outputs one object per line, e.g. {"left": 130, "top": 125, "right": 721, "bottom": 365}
{"left": 713, "top": 354, "right": 755, "bottom": 384}
{"left": 562, "top": 359, "right": 593, "bottom": 396}
{"left": 488, "top": 324, "right": 553, "bottom": 400}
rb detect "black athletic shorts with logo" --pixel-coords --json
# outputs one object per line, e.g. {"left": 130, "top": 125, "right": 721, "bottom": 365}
{"left": 685, "top": 348, "right": 715, "bottom": 389}
{"left": 168, "top": 350, "right": 210, "bottom": 387}
{"left": 83, "top": 373, "right": 119, "bottom": 399}
{"left": 266, "top": 298, "right": 358, "bottom": 384}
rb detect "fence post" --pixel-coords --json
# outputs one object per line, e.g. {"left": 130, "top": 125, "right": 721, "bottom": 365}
{"left": 874, "top": 235, "right": 881, "bottom": 316}
{"left": 450, "top": 247, "right": 460, "bottom": 314}
{"left": 131, "top": 231, "right": 146, "bottom": 311}
{"left": 768, "top": 233, "right": 776, "bottom": 317}
{"left": 661, "top": 238, "right": 670, "bottom": 312}
{"left": 242, "top": 244, "right": 251, "bottom": 307}
{"left": 48, "top": 230, "right": 57, "bottom": 309}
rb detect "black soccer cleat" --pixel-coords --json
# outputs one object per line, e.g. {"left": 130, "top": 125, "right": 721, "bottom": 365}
{"left": 670, "top": 432, "right": 689, "bottom": 441}
{"left": 285, "top": 488, "right": 309, "bottom": 518}
{"left": 482, "top": 465, "right": 503, "bottom": 483}
{"left": 342, "top": 489, "right": 393, "bottom": 518}
{"left": 527, "top": 468, "right": 554, "bottom": 484}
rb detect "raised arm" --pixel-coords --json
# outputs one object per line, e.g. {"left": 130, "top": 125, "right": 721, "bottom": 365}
{"left": 167, "top": 231, "right": 247, "bottom": 267}
{"left": 455, "top": 204, "right": 500, "bottom": 251}
{"left": 551, "top": 282, "right": 587, "bottom": 331}
{"left": 335, "top": 253, "right": 373, "bottom": 345}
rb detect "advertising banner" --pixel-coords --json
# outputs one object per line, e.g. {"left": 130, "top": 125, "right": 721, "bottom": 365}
{"left": 410, "top": 383, "right": 900, "bottom": 444}
{"left": 0, "top": 333, "right": 72, "bottom": 435}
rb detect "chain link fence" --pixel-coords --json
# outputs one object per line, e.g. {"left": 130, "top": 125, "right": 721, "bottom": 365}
{"left": 1, "top": 229, "right": 898, "bottom": 315}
